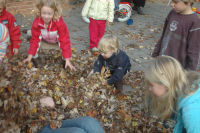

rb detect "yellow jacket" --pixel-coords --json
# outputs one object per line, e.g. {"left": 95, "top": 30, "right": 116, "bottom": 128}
{"left": 82, "top": 0, "right": 114, "bottom": 22}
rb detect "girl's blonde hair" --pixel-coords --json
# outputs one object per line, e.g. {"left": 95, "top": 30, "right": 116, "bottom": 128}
{"left": 98, "top": 34, "right": 119, "bottom": 53}
{"left": 35, "top": 0, "right": 62, "bottom": 20}
{"left": 0, "top": 0, "right": 6, "bottom": 7}
{"left": 145, "top": 56, "right": 200, "bottom": 120}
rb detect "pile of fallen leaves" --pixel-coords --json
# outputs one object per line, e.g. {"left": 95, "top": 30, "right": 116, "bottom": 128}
{"left": 0, "top": 49, "right": 174, "bottom": 133}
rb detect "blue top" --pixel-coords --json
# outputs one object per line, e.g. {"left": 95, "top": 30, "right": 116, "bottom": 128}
{"left": 39, "top": 116, "right": 105, "bottom": 133}
{"left": 173, "top": 82, "right": 200, "bottom": 133}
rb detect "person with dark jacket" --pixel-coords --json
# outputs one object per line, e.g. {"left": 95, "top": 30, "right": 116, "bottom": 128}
{"left": 152, "top": 0, "right": 200, "bottom": 71}
{"left": 93, "top": 34, "right": 131, "bottom": 92}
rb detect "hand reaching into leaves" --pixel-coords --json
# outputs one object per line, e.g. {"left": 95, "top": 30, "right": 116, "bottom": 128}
{"left": 64, "top": 58, "right": 76, "bottom": 71}
{"left": 13, "top": 48, "right": 19, "bottom": 55}
{"left": 23, "top": 55, "right": 33, "bottom": 64}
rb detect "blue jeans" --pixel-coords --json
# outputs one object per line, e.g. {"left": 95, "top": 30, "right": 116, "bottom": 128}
{"left": 38, "top": 117, "right": 105, "bottom": 133}
{"left": 115, "top": 0, "right": 120, "bottom": 10}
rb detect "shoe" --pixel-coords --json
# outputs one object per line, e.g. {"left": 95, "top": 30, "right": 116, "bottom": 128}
{"left": 133, "top": 6, "right": 144, "bottom": 15}
{"left": 113, "top": 80, "right": 123, "bottom": 94}
{"left": 113, "top": 89, "right": 120, "bottom": 95}
{"left": 32, "top": 57, "right": 41, "bottom": 68}
{"left": 91, "top": 47, "right": 99, "bottom": 56}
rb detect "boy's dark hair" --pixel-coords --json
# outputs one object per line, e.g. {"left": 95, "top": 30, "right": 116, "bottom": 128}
{"left": 171, "top": 0, "right": 194, "bottom": 6}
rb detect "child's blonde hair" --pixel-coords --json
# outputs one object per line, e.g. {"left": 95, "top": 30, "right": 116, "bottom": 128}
{"left": 145, "top": 56, "right": 200, "bottom": 120}
{"left": 98, "top": 34, "right": 119, "bottom": 53}
{"left": 0, "top": 0, "right": 6, "bottom": 7}
{"left": 35, "top": 0, "right": 62, "bottom": 20}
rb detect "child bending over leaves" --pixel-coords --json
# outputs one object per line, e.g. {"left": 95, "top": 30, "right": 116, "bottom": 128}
{"left": 93, "top": 34, "right": 131, "bottom": 93}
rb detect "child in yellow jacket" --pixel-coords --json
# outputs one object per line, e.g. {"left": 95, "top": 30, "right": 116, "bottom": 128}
{"left": 82, "top": 0, "right": 114, "bottom": 54}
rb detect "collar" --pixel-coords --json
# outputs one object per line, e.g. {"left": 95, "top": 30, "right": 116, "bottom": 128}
{"left": 104, "top": 50, "right": 120, "bottom": 61}
{"left": 178, "top": 82, "right": 200, "bottom": 111}
{"left": 38, "top": 18, "right": 53, "bottom": 30}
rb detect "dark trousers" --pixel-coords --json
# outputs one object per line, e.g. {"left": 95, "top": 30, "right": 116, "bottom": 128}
{"left": 133, "top": 0, "right": 146, "bottom": 7}
{"left": 121, "top": 0, "right": 146, "bottom": 7}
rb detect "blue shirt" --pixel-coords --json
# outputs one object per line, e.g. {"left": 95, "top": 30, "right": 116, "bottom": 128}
{"left": 173, "top": 82, "right": 200, "bottom": 133}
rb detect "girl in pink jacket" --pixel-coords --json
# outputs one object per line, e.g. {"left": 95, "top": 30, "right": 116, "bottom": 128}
{"left": 23, "top": 0, "right": 75, "bottom": 70}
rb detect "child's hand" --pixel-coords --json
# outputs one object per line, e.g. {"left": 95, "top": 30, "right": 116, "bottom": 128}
{"left": 23, "top": 55, "right": 33, "bottom": 63}
{"left": 102, "top": 80, "right": 108, "bottom": 86}
{"left": 13, "top": 48, "right": 19, "bottom": 55}
{"left": 64, "top": 58, "right": 76, "bottom": 71}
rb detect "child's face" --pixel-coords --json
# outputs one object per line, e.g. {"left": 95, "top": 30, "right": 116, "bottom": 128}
{"left": 41, "top": 6, "right": 54, "bottom": 24}
{"left": 100, "top": 50, "right": 114, "bottom": 59}
{"left": 170, "top": 0, "right": 191, "bottom": 14}
{"left": 149, "top": 82, "right": 168, "bottom": 97}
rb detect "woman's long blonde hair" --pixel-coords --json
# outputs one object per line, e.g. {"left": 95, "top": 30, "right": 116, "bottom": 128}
{"left": 145, "top": 56, "right": 200, "bottom": 120}
{"left": 35, "top": 0, "right": 62, "bottom": 20}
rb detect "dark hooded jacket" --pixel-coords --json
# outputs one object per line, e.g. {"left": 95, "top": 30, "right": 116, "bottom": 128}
{"left": 94, "top": 50, "right": 131, "bottom": 85}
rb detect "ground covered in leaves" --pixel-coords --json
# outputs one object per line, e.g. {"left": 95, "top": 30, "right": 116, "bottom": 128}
{"left": 0, "top": 50, "right": 174, "bottom": 133}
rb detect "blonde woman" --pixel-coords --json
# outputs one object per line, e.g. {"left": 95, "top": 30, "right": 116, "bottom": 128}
{"left": 93, "top": 34, "right": 131, "bottom": 93}
{"left": 23, "top": 0, "right": 75, "bottom": 70}
{"left": 145, "top": 55, "right": 200, "bottom": 133}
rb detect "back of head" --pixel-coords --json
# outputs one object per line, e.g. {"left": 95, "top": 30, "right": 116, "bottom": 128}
{"left": 145, "top": 55, "right": 189, "bottom": 119}
{"left": 98, "top": 34, "right": 119, "bottom": 53}
{"left": 35, "top": 0, "right": 62, "bottom": 20}
{"left": 145, "top": 55, "right": 187, "bottom": 92}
